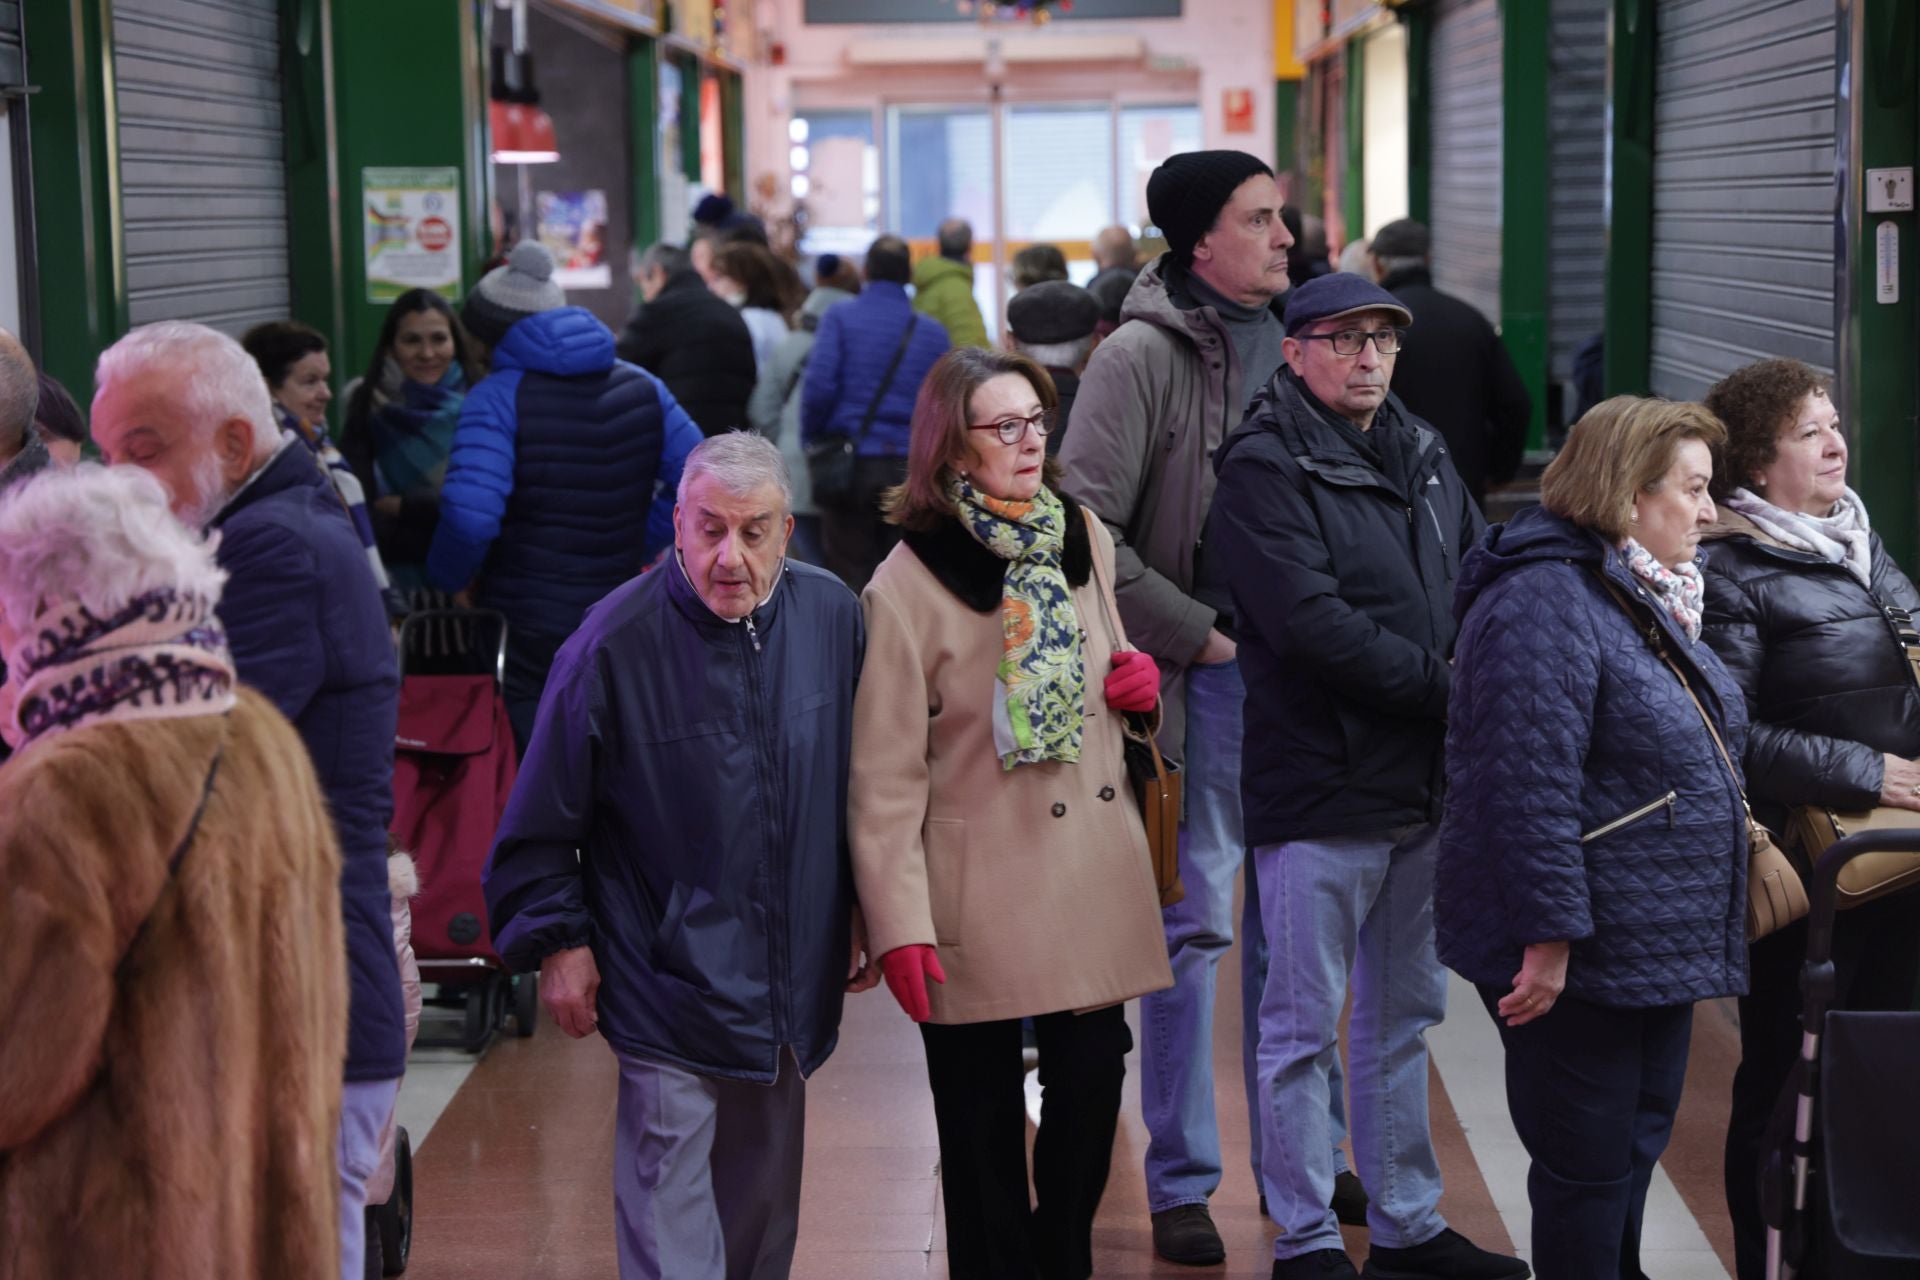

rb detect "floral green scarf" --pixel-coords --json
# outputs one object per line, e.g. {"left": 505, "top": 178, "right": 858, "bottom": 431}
{"left": 950, "top": 477, "right": 1085, "bottom": 769}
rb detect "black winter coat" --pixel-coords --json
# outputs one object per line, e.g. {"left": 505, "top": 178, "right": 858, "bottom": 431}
{"left": 1381, "top": 267, "right": 1531, "bottom": 506}
{"left": 1439, "top": 506, "right": 1750, "bottom": 1008}
{"left": 483, "top": 555, "right": 865, "bottom": 1083}
{"left": 1205, "top": 370, "right": 1484, "bottom": 845}
{"left": 1699, "top": 512, "right": 1920, "bottom": 825}
{"left": 617, "top": 268, "right": 758, "bottom": 437}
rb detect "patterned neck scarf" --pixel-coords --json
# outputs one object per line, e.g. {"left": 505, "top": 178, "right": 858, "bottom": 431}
{"left": 5, "top": 588, "right": 237, "bottom": 747}
{"left": 949, "top": 478, "right": 1085, "bottom": 769}
{"left": 1623, "top": 538, "right": 1705, "bottom": 645}
{"left": 1725, "top": 486, "right": 1873, "bottom": 588}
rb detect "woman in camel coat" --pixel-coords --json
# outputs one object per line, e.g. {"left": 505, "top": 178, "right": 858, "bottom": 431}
{"left": 851, "top": 347, "right": 1173, "bottom": 1280}
{"left": 0, "top": 465, "right": 348, "bottom": 1280}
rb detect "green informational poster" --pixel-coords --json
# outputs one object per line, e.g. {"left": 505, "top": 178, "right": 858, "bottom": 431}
{"left": 363, "top": 166, "right": 462, "bottom": 303}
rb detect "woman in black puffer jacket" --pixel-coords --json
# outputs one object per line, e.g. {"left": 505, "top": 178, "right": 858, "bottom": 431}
{"left": 1699, "top": 357, "right": 1920, "bottom": 1280}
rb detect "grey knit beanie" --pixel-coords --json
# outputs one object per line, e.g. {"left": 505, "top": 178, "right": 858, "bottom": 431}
{"left": 462, "top": 240, "right": 566, "bottom": 346}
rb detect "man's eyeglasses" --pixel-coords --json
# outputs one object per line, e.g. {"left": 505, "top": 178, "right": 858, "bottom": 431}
{"left": 1295, "top": 327, "right": 1407, "bottom": 357}
{"left": 966, "top": 410, "right": 1055, "bottom": 445}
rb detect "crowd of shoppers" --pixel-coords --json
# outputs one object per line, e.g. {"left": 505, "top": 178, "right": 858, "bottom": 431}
{"left": 4, "top": 150, "right": 1917, "bottom": 1280}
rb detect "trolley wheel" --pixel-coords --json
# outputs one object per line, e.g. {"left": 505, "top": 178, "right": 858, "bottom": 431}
{"left": 511, "top": 973, "right": 538, "bottom": 1037}
{"left": 460, "top": 985, "right": 490, "bottom": 1052}
{"left": 375, "top": 1126, "right": 412, "bottom": 1275}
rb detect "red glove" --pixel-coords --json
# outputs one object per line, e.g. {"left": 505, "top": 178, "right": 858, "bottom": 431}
{"left": 1104, "top": 649, "right": 1160, "bottom": 713}
{"left": 880, "top": 945, "right": 947, "bottom": 1023}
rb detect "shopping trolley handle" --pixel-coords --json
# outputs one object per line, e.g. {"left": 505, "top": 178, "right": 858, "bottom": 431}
{"left": 1803, "top": 827, "right": 1920, "bottom": 968}
{"left": 396, "top": 607, "right": 510, "bottom": 685}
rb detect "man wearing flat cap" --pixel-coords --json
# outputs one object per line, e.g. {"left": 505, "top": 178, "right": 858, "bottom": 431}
{"left": 1005, "top": 280, "right": 1101, "bottom": 456}
{"left": 1205, "top": 276, "right": 1526, "bottom": 1280}
{"left": 1369, "top": 218, "right": 1532, "bottom": 508}
{"left": 1060, "top": 148, "right": 1363, "bottom": 1268}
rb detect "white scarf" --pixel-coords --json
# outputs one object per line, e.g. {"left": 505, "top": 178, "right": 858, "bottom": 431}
{"left": 1724, "top": 486, "right": 1873, "bottom": 588}
{"left": 1624, "top": 538, "right": 1705, "bottom": 645}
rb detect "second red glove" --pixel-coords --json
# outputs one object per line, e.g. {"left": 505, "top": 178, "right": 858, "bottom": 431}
{"left": 1103, "top": 649, "right": 1160, "bottom": 713}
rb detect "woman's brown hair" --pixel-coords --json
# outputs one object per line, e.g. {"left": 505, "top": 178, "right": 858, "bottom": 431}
{"left": 1539, "top": 395, "right": 1728, "bottom": 541}
{"left": 711, "top": 242, "right": 806, "bottom": 319}
{"left": 883, "top": 347, "right": 1061, "bottom": 532}
{"left": 1701, "top": 357, "right": 1830, "bottom": 501}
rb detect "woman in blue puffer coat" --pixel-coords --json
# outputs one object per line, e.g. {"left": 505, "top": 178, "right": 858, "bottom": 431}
{"left": 1438, "top": 396, "right": 1750, "bottom": 1280}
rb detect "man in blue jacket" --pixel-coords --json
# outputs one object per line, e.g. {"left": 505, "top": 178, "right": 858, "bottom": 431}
{"left": 799, "top": 233, "right": 949, "bottom": 590}
{"left": 92, "top": 321, "right": 406, "bottom": 1280}
{"left": 484, "top": 432, "right": 876, "bottom": 1280}
{"left": 426, "top": 242, "right": 703, "bottom": 751}
{"left": 1204, "top": 275, "right": 1523, "bottom": 1280}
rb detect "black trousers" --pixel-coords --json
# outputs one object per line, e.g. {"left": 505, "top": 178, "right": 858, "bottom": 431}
{"left": 818, "top": 456, "right": 906, "bottom": 593}
{"left": 1477, "top": 987, "right": 1692, "bottom": 1280}
{"left": 920, "top": 1005, "right": 1132, "bottom": 1280}
{"left": 1724, "top": 892, "right": 1920, "bottom": 1280}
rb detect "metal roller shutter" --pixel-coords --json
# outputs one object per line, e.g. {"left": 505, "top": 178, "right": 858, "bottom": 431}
{"left": 1427, "top": 0, "right": 1502, "bottom": 326}
{"left": 112, "top": 0, "right": 289, "bottom": 335}
{"left": 1548, "top": 0, "right": 1608, "bottom": 404}
{"left": 1648, "top": 0, "right": 1835, "bottom": 401}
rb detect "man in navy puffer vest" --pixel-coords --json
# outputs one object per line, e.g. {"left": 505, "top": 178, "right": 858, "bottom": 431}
{"left": 428, "top": 242, "right": 702, "bottom": 750}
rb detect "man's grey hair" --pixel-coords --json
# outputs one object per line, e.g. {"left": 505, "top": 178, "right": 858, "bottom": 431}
{"left": 642, "top": 241, "right": 691, "bottom": 278}
{"left": 677, "top": 430, "right": 792, "bottom": 512}
{"left": 0, "top": 329, "right": 39, "bottom": 460}
{"left": 936, "top": 218, "right": 972, "bottom": 261}
{"left": 95, "top": 321, "right": 279, "bottom": 456}
{"left": 1373, "top": 254, "right": 1426, "bottom": 278}
{"left": 0, "top": 463, "right": 227, "bottom": 632}
{"left": 1014, "top": 335, "right": 1096, "bottom": 373}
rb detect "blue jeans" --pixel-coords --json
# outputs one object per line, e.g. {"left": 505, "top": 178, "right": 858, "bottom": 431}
{"left": 1256, "top": 825, "right": 1448, "bottom": 1260}
{"left": 1140, "top": 659, "right": 1349, "bottom": 1213}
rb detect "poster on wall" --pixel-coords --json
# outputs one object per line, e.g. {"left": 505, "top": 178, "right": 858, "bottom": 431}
{"left": 537, "top": 190, "right": 612, "bottom": 290}
{"left": 363, "top": 167, "right": 462, "bottom": 303}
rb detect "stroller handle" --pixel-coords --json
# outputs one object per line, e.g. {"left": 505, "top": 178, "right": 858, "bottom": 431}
{"left": 1803, "top": 828, "right": 1920, "bottom": 969}
{"left": 397, "top": 608, "right": 510, "bottom": 685}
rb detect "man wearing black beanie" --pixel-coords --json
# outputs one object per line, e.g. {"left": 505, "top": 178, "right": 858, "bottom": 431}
{"left": 1058, "top": 150, "right": 1365, "bottom": 1269}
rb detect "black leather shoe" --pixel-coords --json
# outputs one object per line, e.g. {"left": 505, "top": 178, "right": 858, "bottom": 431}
{"left": 1151, "top": 1204, "right": 1226, "bottom": 1266}
{"left": 1332, "top": 1169, "right": 1370, "bottom": 1227}
{"left": 1274, "top": 1249, "right": 1361, "bottom": 1279}
{"left": 1362, "top": 1228, "right": 1530, "bottom": 1280}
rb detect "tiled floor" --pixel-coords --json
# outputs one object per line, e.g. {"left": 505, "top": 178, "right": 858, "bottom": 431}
{"left": 395, "top": 936, "right": 1739, "bottom": 1279}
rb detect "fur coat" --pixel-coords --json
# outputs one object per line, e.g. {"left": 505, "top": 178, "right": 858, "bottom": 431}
{"left": 0, "top": 688, "right": 348, "bottom": 1279}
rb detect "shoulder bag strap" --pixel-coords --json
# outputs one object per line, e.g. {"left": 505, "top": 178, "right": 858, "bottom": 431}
{"left": 1591, "top": 571, "right": 1758, "bottom": 830}
{"left": 852, "top": 314, "right": 919, "bottom": 450}
{"left": 117, "top": 742, "right": 225, "bottom": 980}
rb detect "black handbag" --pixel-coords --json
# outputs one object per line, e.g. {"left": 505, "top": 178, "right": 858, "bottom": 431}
{"left": 806, "top": 315, "right": 918, "bottom": 508}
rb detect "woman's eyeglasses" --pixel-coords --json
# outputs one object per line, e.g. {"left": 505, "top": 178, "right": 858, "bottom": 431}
{"left": 1295, "top": 327, "right": 1407, "bottom": 357}
{"left": 966, "top": 410, "right": 1056, "bottom": 445}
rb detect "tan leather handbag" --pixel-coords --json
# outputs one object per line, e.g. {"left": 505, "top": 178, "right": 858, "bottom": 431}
{"left": 1784, "top": 601, "right": 1920, "bottom": 908}
{"left": 1085, "top": 509, "right": 1185, "bottom": 909}
{"left": 1593, "top": 574, "right": 1808, "bottom": 941}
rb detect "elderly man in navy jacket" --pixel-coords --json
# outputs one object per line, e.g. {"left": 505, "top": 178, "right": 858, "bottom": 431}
{"left": 1205, "top": 275, "right": 1524, "bottom": 1280}
{"left": 484, "top": 432, "right": 875, "bottom": 1280}
{"left": 92, "top": 320, "right": 406, "bottom": 1280}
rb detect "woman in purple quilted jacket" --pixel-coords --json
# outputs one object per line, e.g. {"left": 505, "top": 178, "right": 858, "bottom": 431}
{"left": 1437, "top": 397, "right": 1750, "bottom": 1280}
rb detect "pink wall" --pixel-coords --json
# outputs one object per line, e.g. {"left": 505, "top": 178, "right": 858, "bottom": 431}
{"left": 742, "top": 0, "right": 1276, "bottom": 237}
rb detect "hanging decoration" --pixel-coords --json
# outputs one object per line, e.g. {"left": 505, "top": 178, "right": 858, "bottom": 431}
{"left": 953, "top": 0, "right": 1072, "bottom": 23}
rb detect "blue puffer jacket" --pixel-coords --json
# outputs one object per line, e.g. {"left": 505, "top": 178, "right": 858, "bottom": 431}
{"left": 1438, "top": 505, "right": 1750, "bottom": 1009}
{"left": 426, "top": 307, "right": 701, "bottom": 631}
{"left": 212, "top": 443, "right": 406, "bottom": 1080}
{"left": 799, "top": 281, "right": 950, "bottom": 458}
{"left": 483, "top": 554, "right": 865, "bottom": 1082}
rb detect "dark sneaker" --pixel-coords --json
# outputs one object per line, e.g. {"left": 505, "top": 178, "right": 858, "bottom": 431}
{"left": 1274, "top": 1249, "right": 1361, "bottom": 1279}
{"left": 1151, "top": 1204, "right": 1226, "bottom": 1266}
{"left": 1362, "top": 1228, "right": 1530, "bottom": 1280}
{"left": 1332, "top": 1170, "right": 1370, "bottom": 1227}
